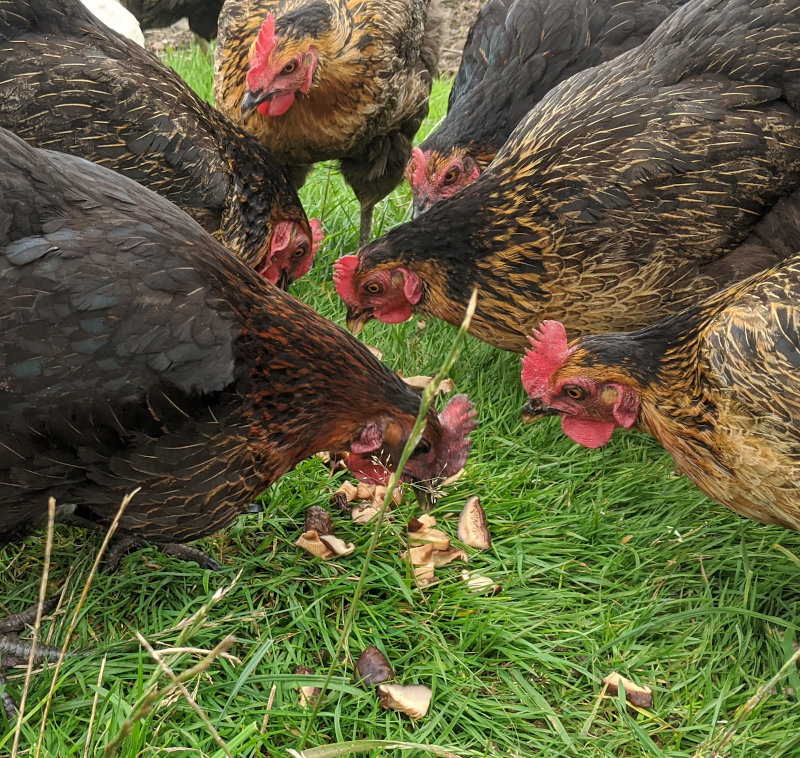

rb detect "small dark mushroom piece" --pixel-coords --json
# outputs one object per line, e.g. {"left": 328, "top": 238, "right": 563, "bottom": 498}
{"left": 355, "top": 646, "right": 394, "bottom": 687}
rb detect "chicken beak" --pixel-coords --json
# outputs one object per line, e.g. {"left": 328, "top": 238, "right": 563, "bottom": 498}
{"left": 521, "top": 398, "right": 558, "bottom": 425}
{"left": 345, "top": 307, "right": 373, "bottom": 336}
{"left": 276, "top": 269, "right": 292, "bottom": 291}
{"left": 241, "top": 88, "right": 267, "bottom": 116}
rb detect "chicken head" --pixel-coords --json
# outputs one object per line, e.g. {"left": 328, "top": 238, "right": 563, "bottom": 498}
{"left": 333, "top": 254, "right": 423, "bottom": 335}
{"left": 258, "top": 217, "right": 325, "bottom": 289}
{"left": 241, "top": 13, "right": 318, "bottom": 117}
{"left": 521, "top": 321, "right": 640, "bottom": 448}
{"left": 406, "top": 146, "right": 481, "bottom": 217}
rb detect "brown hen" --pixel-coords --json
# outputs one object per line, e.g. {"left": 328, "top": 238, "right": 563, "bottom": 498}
{"left": 336, "top": 0, "right": 800, "bottom": 351}
{"left": 0, "top": 0, "right": 323, "bottom": 290}
{"left": 0, "top": 125, "right": 476, "bottom": 557}
{"left": 520, "top": 248, "right": 800, "bottom": 532}
{"left": 213, "top": 0, "right": 442, "bottom": 246}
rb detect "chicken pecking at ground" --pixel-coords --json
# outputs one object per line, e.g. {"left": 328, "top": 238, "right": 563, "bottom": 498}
{"left": 335, "top": 0, "right": 800, "bottom": 352}
{"left": 213, "top": 0, "right": 442, "bottom": 246}
{"left": 407, "top": 0, "right": 688, "bottom": 216}
{"left": 0, "top": 0, "right": 324, "bottom": 290}
{"left": 519, "top": 246, "right": 800, "bottom": 532}
{"left": 0, "top": 125, "right": 476, "bottom": 654}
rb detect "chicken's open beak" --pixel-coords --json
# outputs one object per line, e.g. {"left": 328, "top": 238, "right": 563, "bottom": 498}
{"left": 521, "top": 397, "right": 558, "bottom": 425}
{"left": 276, "top": 270, "right": 292, "bottom": 291}
{"left": 241, "top": 89, "right": 268, "bottom": 116}
{"left": 345, "top": 307, "right": 374, "bottom": 336}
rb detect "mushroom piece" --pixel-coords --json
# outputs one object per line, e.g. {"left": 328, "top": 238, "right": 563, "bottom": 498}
{"left": 355, "top": 646, "right": 394, "bottom": 687}
{"left": 293, "top": 665, "right": 321, "bottom": 708}
{"left": 305, "top": 505, "right": 333, "bottom": 536}
{"left": 461, "top": 569, "right": 501, "bottom": 594}
{"left": 295, "top": 530, "right": 354, "bottom": 559}
{"left": 601, "top": 672, "right": 653, "bottom": 709}
{"left": 407, "top": 514, "right": 450, "bottom": 551}
{"left": 457, "top": 496, "right": 491, "bottom": 550}
{"left": 377, "top": 683, "right": 432, "bottom": 720}
{"left": 401, "top": 543, "right": 437, "bottom": 587}
{"left": 432, "top": 548, "right": 468, "bottom": 567}
{"left": 401, "top": 375, "right": 455, "bottom": 395}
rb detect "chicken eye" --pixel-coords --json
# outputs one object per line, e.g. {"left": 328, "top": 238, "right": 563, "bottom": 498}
{"left": 365, "top": 281, "right": 383, "bottom": 295}
{"left": 292, "top": 243, "right": 308, "bottom": 258}
{"left": 442, "top": 167, "right": 460, "bottom": 186}
{"left": 281, "top": 60, "right": 297, "bottom": 75}
{"left": 412, "top": 438, "right": 431, "bottom": 456}
{"left": 564, "top": 385, "right": 585, "bottom": 400}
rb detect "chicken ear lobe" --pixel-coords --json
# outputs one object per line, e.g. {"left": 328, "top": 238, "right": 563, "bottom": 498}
{"left": 611, "top": 383, "right": 640, "bottom": 429}
{"left": 400, "top": 268, "right": 423, "bottom": 305}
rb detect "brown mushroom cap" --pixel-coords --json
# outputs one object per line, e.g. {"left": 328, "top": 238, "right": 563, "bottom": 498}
{"left": 355, "top": 646, "right": 394, "bottom": 687}
{"left": 305, "top": 506, "right": 333, "bottom": 536}
{"left": 602, "top": 672, "right": 653, "bottom": 709}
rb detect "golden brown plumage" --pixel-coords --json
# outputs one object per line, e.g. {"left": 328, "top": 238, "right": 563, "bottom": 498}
{"left": 336, "top": 0, "right": 800, "bottom": 352}
{"left": 213, "top": 0, "right": 442, "bottom": 245}
{"left": 520, "top": 252, "right": 800, "bottom": 531}
{"left": 407, "top": 0, "right": 689, "bottom": 215}
{"left": 0, "top": 0, "right": 323, "bottom": 290}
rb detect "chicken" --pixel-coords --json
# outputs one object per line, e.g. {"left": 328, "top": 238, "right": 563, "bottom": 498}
{"left": 407, "top": 0, "right": 687, "bottom": 216}
{"left": 0, "top": 0, "right": 323, "bottom": 290}
{"left": 0, "top": 124, "right": 476, "bottom": 556}
{"left": 519, "top": 248, "right": 800, "bottom": 532}
{"left": 335, "top": 0, "right": 800, "bottom": 352}
{"left": 120, "top": 0, "right": 224, "bottom": 39}
{"left": 213, "top": 0, "right": 442, "bottom": 246}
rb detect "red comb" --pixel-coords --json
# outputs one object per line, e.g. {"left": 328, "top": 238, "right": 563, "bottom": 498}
{"left": 247, "top": 14, "right": 277, "bottom": 89}
{"left": 309, "top": 218, "right": 325, "bottom": 253}
{"left": 406, "top": 146, "right": 429, "bottom": 191}
{"left": 333, "top": 254, "right": 360, "bottom": 306}
{"left": 521, "top": 320, "right": 571, "bottom": 396}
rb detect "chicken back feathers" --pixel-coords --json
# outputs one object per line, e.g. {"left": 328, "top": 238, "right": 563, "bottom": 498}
{"left": 337, "top": 0, "right": 800, "bottom": 352}
{"left": 408, "top": 0, "right": 689, "bottom": 214}
{"left": 521, "top": 252, "right": 800, "bottom": 531}
{"left": 0, "top": 0, "right": 323, "bottom": 290}
{"left": 0, "top": 128, "right": 475, "bottom": 543}
{"left": 213, "top": 0, "right": 442, "bottom": 244}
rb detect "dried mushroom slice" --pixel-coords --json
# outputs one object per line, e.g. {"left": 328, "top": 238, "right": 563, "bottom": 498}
{"left": 401, "top": 375, "right": 455, "bottom": 395}
{"left": 458, "top": 496, "right": 491, "bottom": 550}
{"left": 461, "top": 569, "right": 501, "bottom": 594}
{"left": 432, "top": 548, "right": 468, "bottom": 566}
{"left": 377, "top": 683, "right": 432, "bottom": 720}
{"left": 355, "top": 646, "right": 394, "bottom": 687}
{"left": 293, "top": 665, "right": 321, "bottom": 708}
{"left": 295, "top": 530, "right": 354, "bottom": 559}
{"left": 602, "top": 672, "right": 653, "bottom": 708}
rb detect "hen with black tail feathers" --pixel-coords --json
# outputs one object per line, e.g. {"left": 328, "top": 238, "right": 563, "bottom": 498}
{"left": 337, "top": 0, "right": 800, "bottom": 352}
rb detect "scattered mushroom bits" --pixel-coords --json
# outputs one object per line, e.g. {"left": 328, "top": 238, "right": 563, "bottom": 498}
{"left": 295, "top": 506, "right": 355, "bottom": 559}
{"left": 601, "top": 672, "right": 653, "bottom": 709}
{"left": 355, "top": 646, "right": 394, "bottom": 686}
{"left": 377, "top": 683, "right": 432, "bottom": 720}
{"left": 407, "top": 514, "right": 450, "bottom": 550}
{"left": 458, "top": 496, "right": 491, "bottom": 550}
{"left": 401, "top": 374, "right": 455, "bottom": 395}
{"left": 293, "top": 665, "right": 321, "bottom": 708}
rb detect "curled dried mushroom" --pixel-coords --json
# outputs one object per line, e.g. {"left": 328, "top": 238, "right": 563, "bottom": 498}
{"left": 295, "top": 529, "right": 354, "bottom": 559}
{"left": 458, "top": 496, "right": 491, "bottom": 550}
{"left": 602, "top": 672, "right": 653, "bottom": 709}
{"left": 461, "top": 569, "right": 501, "bottom": 594}
{"left": 293, "top": 665, "right": 321, "bottom": 708}
{"left": 377, "top": 683, "right": 432, "bottom": 720}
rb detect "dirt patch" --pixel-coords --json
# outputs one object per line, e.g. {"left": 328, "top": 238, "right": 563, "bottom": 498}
{"left": 144, "top": 1, "right": 481, "bottom": 75}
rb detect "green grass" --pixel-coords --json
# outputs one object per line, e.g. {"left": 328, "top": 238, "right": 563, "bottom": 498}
{"left": 3, "top": 50, "right": 800, "bottom": 758}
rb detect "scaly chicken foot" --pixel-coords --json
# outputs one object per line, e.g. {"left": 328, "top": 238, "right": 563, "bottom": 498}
{"left": 102, "top": 534, "right": 221, "bottom": 572}
{"left": 0, "top": 597, "right": 64, "bottom": 722}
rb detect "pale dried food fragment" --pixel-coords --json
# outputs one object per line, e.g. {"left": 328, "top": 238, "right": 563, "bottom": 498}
{"left": 295, "top": 530, "right": 354, "bottom": 559}
{"left": 402, "top": 375, "right": 455, "bottom": 395}
{"left": 461, "top": 569, "right": 501, "bottom": 594}
{"left": 333, "top": 480, "right": 359, "bottom": 503}
{"left": 305, "top": 505, "right": 332, "bottom": 536}
{"left": 294, "top": 665, "right": 321, "bottom": 708}
{"left": 432, "top": 548, "right": 468, "bottom": 567}
{"left": 355, "top": 646, "right": 394, "bottom": 686}
{"left": 407, "top": 514, "right": 450, "bottom": 551}
{"left": 318, "top": 534, "right": 355, "bottom": 557}
{"left": 440, "top": 467, "right": 466, "bottom": 487}
{"left": 377, "top": 683, "right": 432, "bottom": 720}
{"left": 365, "top": 344, "right": 383, "bottom": 361}
{"left": 351, "top": 502, "right": 382, "bottom": 524}
{"left": 602, "top": 672, "right": 653, "bottom": 708}
{"left": 458, "top": 496, "right": 491, "bottom": 550}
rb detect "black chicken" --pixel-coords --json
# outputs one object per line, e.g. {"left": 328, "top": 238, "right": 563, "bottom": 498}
{"left": 337, "top": 0, "right": 800, "bottom": 352}
{"left": 0, "top": 127, "right": 476, "bottom": 640}
{"left": 120, "top": 0, "right": 224, "bottom": 39}
{"left": 407, "top": 0, "right": 687, "bottom": 215}
{"left": 0, "top": 0, "right": 323, "bottom": 290}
